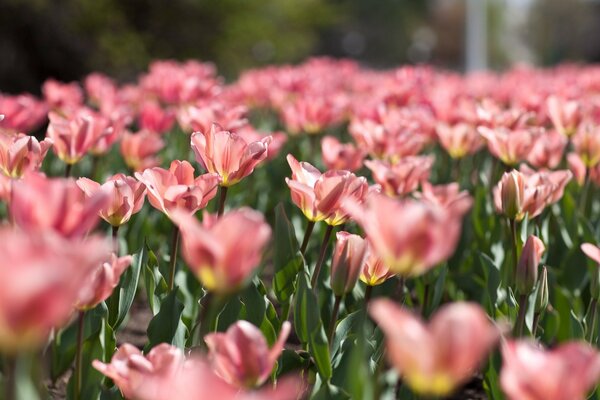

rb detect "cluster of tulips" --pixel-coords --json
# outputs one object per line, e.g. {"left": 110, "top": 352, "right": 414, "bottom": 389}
{"left": 2, "top": 58, "right": 600, "bottom": 400}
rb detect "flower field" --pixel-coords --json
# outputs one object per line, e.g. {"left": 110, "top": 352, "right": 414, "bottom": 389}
{"left": 2, "top": 58, "right": 600, "bottom": 399}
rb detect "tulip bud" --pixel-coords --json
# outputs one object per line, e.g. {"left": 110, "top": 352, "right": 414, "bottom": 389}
{"left": 500, "top": 171, "right": 524, "bottom": 220}
{"left": 330, "top": 232, "right": 368, "bottom": 296}
{"left": 535, "top": 266, "right": 549, "bottom": 313}
{"left": 516, "top": 235, "right": 545, "bottom": 295}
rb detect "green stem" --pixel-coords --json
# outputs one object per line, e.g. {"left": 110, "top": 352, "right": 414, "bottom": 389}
{"left": 168, "top": 225, "right": 180, "bottom": 291}
{"left": 364, "top": 285, "right": 373, "bottom": 305}
{"left": 396, "top": 276, "right": 406, "bottom": 305}
{"left": 64, "top": 163, "right": 72, "bottom": 178}
{"left": 3, "top": 355, "right": 15, "bottom": 400}
{"left": 310, "top": 225, "right": 334, "bottom": 289}
{"left": 421, "top": 282, "right": 431, "bottom": 315}
{"left": 74, "top": 310, "right": 85, "bottom": 400}
{"left": 111, "top": 225, "right": 119, "bottom": 254}
{"left": 588, "top": 298, "right": 598, "bottom": 343}
{"left": 579, "top": 169, "right": 591, "bottom": 216}
{"left": 531, "top": 312, "right": 542, "bottom": 337}
{"left": 327, "top": 296, "right": 342, "bottom": 346}
{"left": 300, "top": 220, "right": 315, "bottom": 256}
{"left": 217, "top": 186, "right": 228, "bottom": 217}
{"left": 514, "top": 294, "right": 528, "bottom": 337}
{"left": 510, "top": 218, "right": 519, "bottom": 285}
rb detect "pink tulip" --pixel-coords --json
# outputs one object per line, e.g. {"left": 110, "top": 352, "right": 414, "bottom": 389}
{"left": 568, "top": 152, "right": 587, "bottom": 186}
{"left": 520, "top": 165, "right": 572, "bottom": 204}
{"left": 138, "top": 101, "right": 176, "bottom": 134}
{"left": 0, "top": 93, "right": 48, "bottom": 134}
{"left": 365, "top": 156, "right": 434, "bottom": 197}
{"left": 516, "top": 235, "right": 545, "bottom": 294}
{"left": 330, "top": 232, "right": 368, "bottom": 296}
{"left": 582, "top": 243, "right": 600, "bottom": 265}
{"left": 286, "top": 154, "right": 370, "bottom": 226}
{"left": 42, "top": 79, "right": 84, "bottom": 111}
{"left": 436, "top": 123, "right": 483, "bottom": 159}
{"left": 500, "top": 340, "right": 600, "bottom": 400}
{"left": 235, "top": 125, "right": 287, "bottom": 161}
{"left": 280, "top": 95, "right": 343, "bottom": 134}
{"left": 10, "top": 173, "right": 108, "bottom": 238}
{"left": 370, "top": 299, "right": 499, "bottom": 396}
{"left": 120, "top": 130, "right": 165, "bottom": 172}
{"left": 0, "top": 134, "right": 52, "bottom": 178}
{"left": 0, "top": 228, "right": 111, "bottom": 352}
{"left": 546, "top": 95, "right": 582, "bottom": 137}
{"left": 77, "top": 173, "right": 146, "bottom": 226}
{"left": 321, "top": 136, "right": 366, "bottom": 172}
{"left": 572, "top": 123, "right": 600, "bottom": 168}
{"left": 360, "top": 250, "right": 395, "bottom": 286}
{"left": 527, "top": 129, "right": 568, "bottom": 169}
{"left": 171, "top": 208, "right": 271, "bottom": 293}
{"left": 415, "top": 182, "right": 473, "bottom": 214}
{"left": 191, "top": 124, "right": 271, "bottom": 187}
{"left": 205, "top": 320, "right": 291, "bottom": 388}
{"left": 345, "top": 194, "right": 467, "bottom": 277}
{"left": 46, "top": 109, "right": 112, "bottom": 164}
{"left": 135, "top": 160, "right": 219, "bottom": 216}
{"left": 176, "top": 102, "right": 247, "bottom": 134}
{"left": 76, "top": 254, "right": 132, "bottom": 310}
{"left": 478, "top": 126, "right": 539, "bottom": 166}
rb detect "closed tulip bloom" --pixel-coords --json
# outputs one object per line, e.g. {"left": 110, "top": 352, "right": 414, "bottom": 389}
{"left": 500, "top": 340, "right": 600, "bottom": 400}
{"left": 547, "top": 95, "right": 582, "bottom": 137}
{"left": 135, "top": 160, "right": 219, "bottom": 216}
{"left": 0, "top": 134, "right": 52, "bottom": 178}
{"left": 572, "top": 123, "right": 600, "bottom": 168}
{"left": 516, "top": 236, "right": 545, "bottom": 294}
{"left": 77, "top": 173, "right": 146, "bottom": 226}
{"left": 76, "top": 254, "right": 132, "bottom": 310}
{"left": 436, "top": 123, "right": 483, "bottom": 159}
{"left": 360, "top": 250, "right": 395, "bottom": 286}
{"left": 46, "top": 109, "right": 112, "bottom": 164}
{"left": 172, "top": 208, "right": 271, "bottom": 293}
{"left": 330, "top": 232, "right": 368, "bottom": 296}
{"left": 0, "top": 229, "right": 111, "bottom": 352}
{"left": 10, "top": 173, "right": 108, "bottom": 238}
{"left": 345, "top": 194, "right": 466, "bottom": 277}
{"left": 120, "top": 130, "right": 165, "bottom": 172}
{"left": 370, "top": 300, "right": 499, "bottom": 397}
{"left": 365, "top": 156, "right": 434, "bottom": 197}
{"left": 205, "top": 320, "right": 291, "bottom": 388}
{"left": 321, "top": 136, "right": 365, "bottom": 172}
{"left": 93, "top": 343, "right": 186, "bottom": 400}
{"left": 286, "top": 154, "right": 370, "bottom": 225}
{"left": 191, "top": 124, "right": 271, "bottom": 187}
{"left": 495, "top": 171, "right": 525, "bottom": 220}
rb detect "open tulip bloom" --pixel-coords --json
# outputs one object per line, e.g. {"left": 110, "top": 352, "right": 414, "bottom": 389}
{"left": 5, "top": 57, "right": 600, "bottom": 400}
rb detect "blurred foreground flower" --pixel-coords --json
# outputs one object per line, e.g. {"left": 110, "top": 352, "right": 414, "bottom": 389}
{"left": 370, "top": 299, "right": 499, "bottom": 397}
{"left": 76, "top": 254, "right": 132, "bottom": 310}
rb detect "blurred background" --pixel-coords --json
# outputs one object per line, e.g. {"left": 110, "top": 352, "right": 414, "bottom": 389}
{"left": 1, "top": 0, "right": 600, "bottom": 94}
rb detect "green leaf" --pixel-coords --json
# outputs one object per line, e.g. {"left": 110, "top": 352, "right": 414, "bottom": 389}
{"left": 145, "top": 287, "right": 186, "bottom": 351}
{"left": 294, "top": 271, "right": 332, "bottom": 379}
{"left": 107, "top": 247, "right": 145, "bottom": 330}
{"left": 273, "top": 204, "right": 304, "bottom": 304}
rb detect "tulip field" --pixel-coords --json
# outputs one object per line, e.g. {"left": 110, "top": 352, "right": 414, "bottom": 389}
{"left": 2, "top": 58, "right": 600, "bottom": 400}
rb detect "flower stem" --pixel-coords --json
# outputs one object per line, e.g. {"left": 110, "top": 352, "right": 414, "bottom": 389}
{"left": 514, "top": 293, "right": 528, "bottom": 337}
{"left": 111, "top": 225, "right": 119, "bottom": 254}
{"left": 217, "top": 186, "right": 228, "bottom": 217}
{"left": 3, "top": 355, "right": 15, "bottom": 400}
{"left": 364, "top": 285, "right": 373, "bottom": 305}
{"left": 579, "top": 169, "right": 591, "bottom": 215}
{"left": 64, "top": 163, "right": 72, "bottom": 178}
{"left": 396, "top": 276, "right": 406, "bottom": 304}
{"left": 300, "top": 220, "right": 315, "bottom": 256}
{"left": 588, "top": 298, "right": 598, "bottom": 343}
{"left": 74, "top": 310, "right": 85, "bottom": 400}
{"left": 531, "top": 312, "right": 542, "bottom": 337}
{"left": 510, "top": 218, "right": 519, "bottom": 284}
{"left": 168, "top": 225, "right": 180, "bottom": 291}
{"left": 310, "top": 225, "right": 334, "bottom": 289}
{"left": 327, "top": 295, "right": 342, "bottom": 346}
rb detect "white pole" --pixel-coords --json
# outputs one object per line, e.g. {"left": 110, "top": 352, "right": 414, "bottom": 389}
{"left": 466, "top": 0, "right": 488, "bottom": 72}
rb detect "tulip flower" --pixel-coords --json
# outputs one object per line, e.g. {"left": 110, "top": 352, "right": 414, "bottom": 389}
{"left": 42, "top": 79, "right": 84, "bottom": 111}
{"left": 76, "top": 254, "right": 132, "bottom": 310}
{"left": 527, "top": 129, "right": 568, "bottom": 169}
{"left": 370, "top": 299, "right": 499, "bottom": 397}
{"left": 365, "top": 156, "right": 433, "bottom": 197}
{"left": 46, "top": 109, "right": 112, "bottom": 165}
{"left": 0, "top": 93, "right": 48, "bottom": 134}
{"left": 77, "top": 173, "right": 146, "bottom": 226}
{"left": 415, "top": 182, "right": 473, "bottom": 214}
{"left": 171, "top": 208, "right": 271, "bottom": 293}
{"left": 0, "top": 134, "right": 52, "bottom": 178}
{"left": 280, "top": 95, "right": 343, "bottom": 134}
{"left": 0, "top": 228, "right": 111, "bottom": 352}
{"left": 10, "top": 173, "right": 108, "bottom": 238}
{"left": 436, "top": 122, "right": 483, "bottom": 159}
{"left": 138, "top": 101, "right": 176, "bottom": 134}
{"left": 478, "top": 126, "right": 539, "bottom": 166}
{"left": 205, "top": 320, "right": 291, "bottom": 388}
{"left": 546, "top": 95, "right": 582, "bottom": 137}
{"left": 330, "top": 232, "right": 368, "bottom": 296}
{"left": 135, "top": 160, "right": 219, "bottom": 217}
{"left": 572, "top": 123, "right": 600, "bottom": 168}
{"left": 516, "top": 235, "right": 545, "bottom": 295}
{"left": 176, "top": 102, "right": 247, "bottom": 134}
{"left": 568, "top": 152, "right": 587, "bottom": 186}
{"left": 360, "top": 250, "right": 395, "bottom": 287}
{"left": 286, "top": 154, "right": 370, "bottom": 226}
{"left": 345, "top": 194, "right": 467, "bottom": 277}
{"left": 120, "top": 130, "right": 165, "bottom": 172}
{"left": 497, "top": 171, "right": 525, "bottom": 220}
{"left": 191, "top": 124, "right": 271, "bottom": 187}
{"left": 500, "top": 340, "right": 600, "bottom": 400}
{"left": 321, "top": 136, "right": 365, "bottom": 172}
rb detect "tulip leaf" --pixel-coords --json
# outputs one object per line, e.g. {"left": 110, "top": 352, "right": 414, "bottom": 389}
{"left": 294, "top": 271, "right": 332, "bottom": 380}
{"left": 273, "top": 204, "right": 304, "bottom": 304}
{"left": 145, "top": 287, "right": 186, "bottom": 351}
{"left": 107, "top": 246, "right": 145, "bottom": 330}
